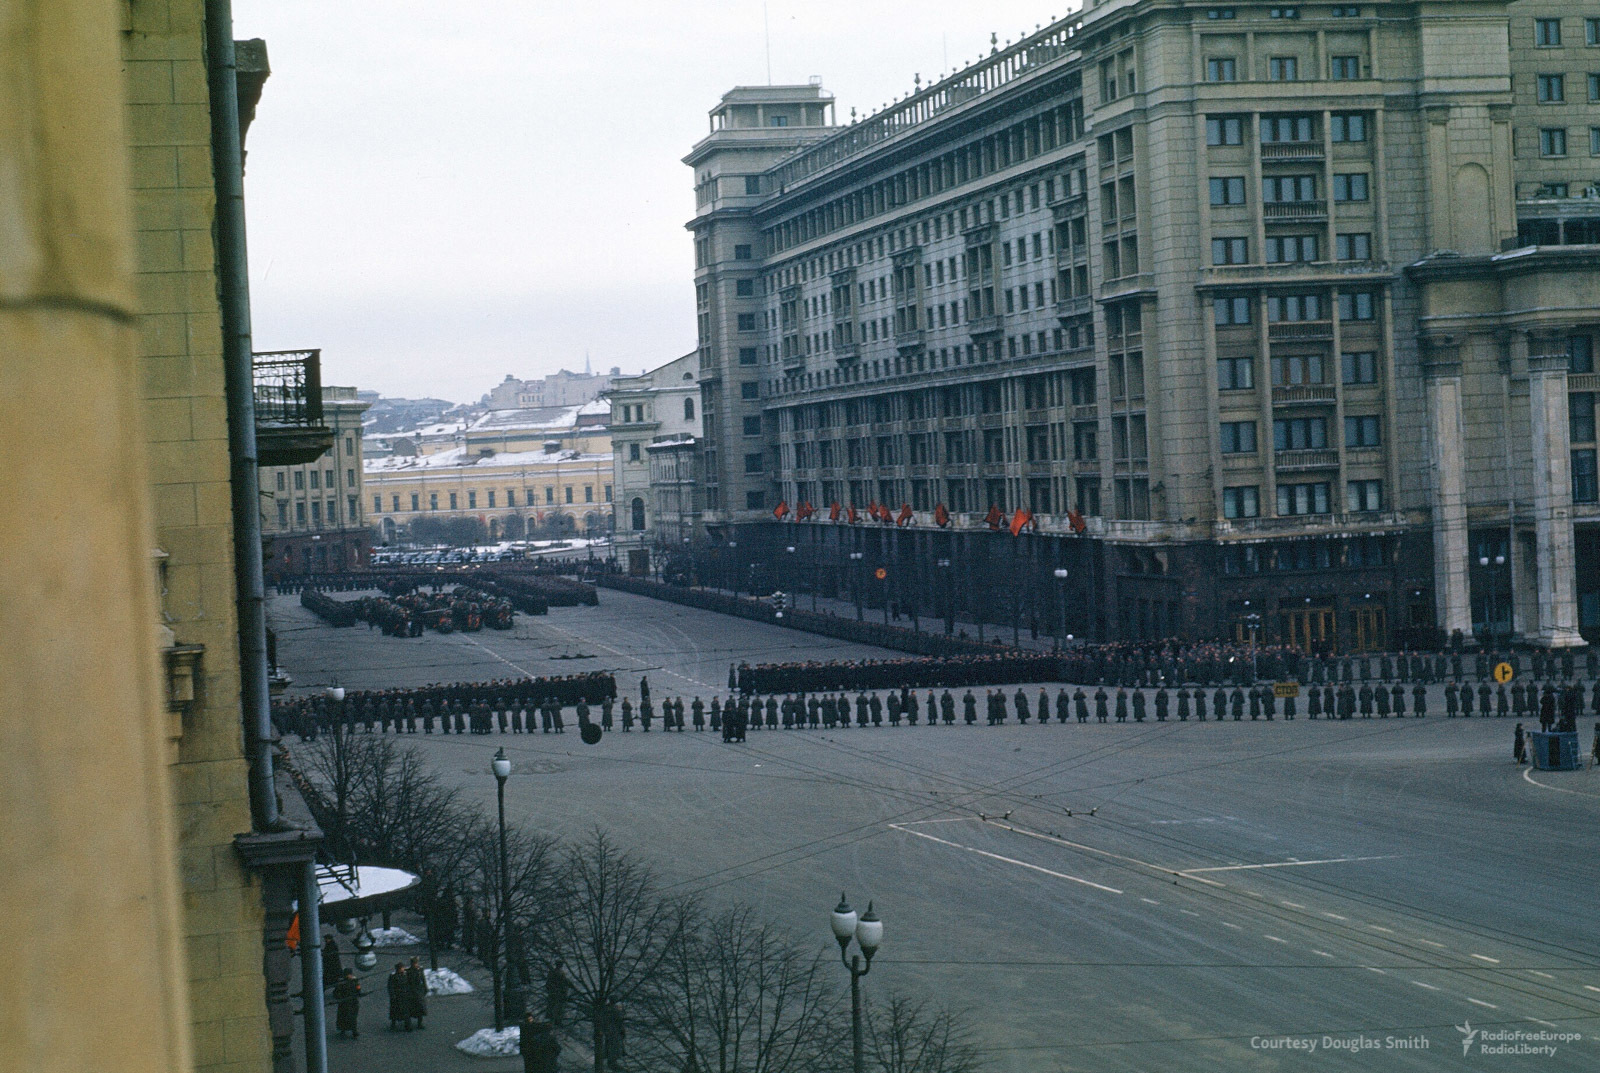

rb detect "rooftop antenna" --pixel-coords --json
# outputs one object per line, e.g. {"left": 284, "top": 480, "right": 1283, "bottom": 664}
{"left": 764, "top": 1, "right": 772, "bottom": 85}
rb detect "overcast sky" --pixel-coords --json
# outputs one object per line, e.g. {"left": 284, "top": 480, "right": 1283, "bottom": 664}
{"left": 235, "top": 1, "right": 1075, "bottom": 402}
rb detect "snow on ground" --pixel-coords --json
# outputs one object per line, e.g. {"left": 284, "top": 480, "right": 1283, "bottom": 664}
{"left": 369, "top": 926, "right": 421, "bottom": 947}
{"left": 425, "top": 967, "right": 474, "bottom": 995}
{"left": 456, "top": 1027, "right": 521, "bottom": 1057}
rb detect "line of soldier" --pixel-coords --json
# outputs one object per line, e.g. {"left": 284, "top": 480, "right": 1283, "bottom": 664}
{"left": 737, "top": 644, "right": 1599, "bottom": 698}
{"left": 272, "top": 672, "right": 616, "bottom": 739}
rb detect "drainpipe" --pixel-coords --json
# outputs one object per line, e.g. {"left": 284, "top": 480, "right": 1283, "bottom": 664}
{"left": 206, "top": 0, "right": 280, "bottom": 830}
{"left": 300, "top": 862, "right": 329, "bottom": 1073}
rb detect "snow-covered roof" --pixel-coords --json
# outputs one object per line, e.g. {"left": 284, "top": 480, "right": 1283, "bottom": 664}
{"left": 365, "top": 446, "right": 613, "bottom": 473}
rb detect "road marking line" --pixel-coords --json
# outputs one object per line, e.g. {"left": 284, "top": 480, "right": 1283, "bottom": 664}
{"left": 1366, "top": 967, "right": 1387, "bottom": 975}
{"left": 1370, "top": 925, "right": 1394, "bottom": 933}
{"left": 1181, "top": 855, "right": 1398, "bottom": 875}
{"left": 1264, "top": 935, "right": 1288, "bottom": 944}
{"left": 1416, "top": 939, "right": 1446, "bottom": 949}
{"left": 1471, "top": 954, "right": 1500, "bottom": 964}
{"left": 1312, "top": 950, "right": 1333, "bottom": 957}
{"left": 1180, "top": 909, "right": 1200, "bottom": 917}
{"left": 1530, "top": 1019, "right": 1559, "bottom": 1029}
{"left": 888, "top": 824, "right": 1123, "bottom": 894}
{"left": 1140, "top": 897, "right": 1160, "bottom": 905}
{"left": 1468, "top": 998, "right": 1498, "bottom": 1009}
{"left": 1585, "top": 985, "right": 1600, "bottom": 994}
{"left": 1282, "top": 901, "right": 1306, "bottom": 909}
{"left": 1531, "top": 971, "right": 1555, "bottom": 980}
{"left": 1523, "top": 767, "right": 1600, "bottom": 798}
{"left": 1324, "top": 913, "right": 1348, "bottom": 921}
{"left": 1412, "top": 981, "right": 1440, "bottom": 991}
{"left": 895, "top": 817, "right": 978, "bottom": 827}
{"left": 1222, "top": 922, "right": 1242, "bottom": 930}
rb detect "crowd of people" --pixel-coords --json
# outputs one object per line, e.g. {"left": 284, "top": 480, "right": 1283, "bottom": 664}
{"left": 271, "top": 673, "right": 616, "bottom": 739}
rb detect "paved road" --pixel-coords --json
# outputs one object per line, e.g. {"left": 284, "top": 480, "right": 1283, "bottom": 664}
{"left": 271, "top": 592, "right": 1600, "bottom": 1071}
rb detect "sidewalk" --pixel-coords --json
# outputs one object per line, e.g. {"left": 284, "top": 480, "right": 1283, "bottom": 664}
{"left": 298, "top": 911, "right": 594, "bottom": 1072}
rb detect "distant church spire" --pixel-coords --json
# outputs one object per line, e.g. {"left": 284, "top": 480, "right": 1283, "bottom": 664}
{"left": 584, "top": 350, "right": 592, "bottom": 376}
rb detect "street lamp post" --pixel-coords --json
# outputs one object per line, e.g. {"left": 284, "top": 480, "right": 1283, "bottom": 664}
{"left": 830, "top": 894, "right": 883, "bottom": 1073}
{"left": 937, "top": 559, "right": 953, "bottom": 636}
{"left": 1053, "top": 568, "right": 1069, "bottom": 651}
{"left": 849, "top": 552, "right": 864, "bottom": 621}
{"left": 1244, "top": 613, "right": 1262, "bottom": 683}
{"left": 786, "top": 545, "right": 796, "bottom": 613}
{"left": 491, "top": 748, "right": 511, "bottom": 1031}
{"left": 728, "top": 540, "right": 739, "bottom": 597}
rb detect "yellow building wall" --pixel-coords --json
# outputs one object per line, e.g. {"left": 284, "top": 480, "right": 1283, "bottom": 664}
{"left": 368, "top": 457, "right": 617, "bottom": 532}
{"left": 124, "top": 3, "right": 270, "bottom": 1071}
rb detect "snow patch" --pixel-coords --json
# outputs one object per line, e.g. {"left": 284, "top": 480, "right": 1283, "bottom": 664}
{"left": 456, "top": 1027, "right": 522, "bottom": 1057}
{"left": 426, "top": 967, "right": 474, "bottom": 995}
{"left": 368, "top": 927, "right": 421, "bottom": 947}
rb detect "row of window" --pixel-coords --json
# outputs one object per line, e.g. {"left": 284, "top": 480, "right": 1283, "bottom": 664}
{"left": 1205, "top": 55, "right": 1366, "bottom": 82}
{"left": 1217, "top": 351, "right": 1379, "bottom": 390}
{"left": 1206, "top": 6, "right": 1363, "bottom": 20}
{"left": 1221, "top": 479, "right": 1383, "bottom": 519}
{"left": 1212, "top": 232, "right": 1372, "bottom": 265}
{"left": 1209, "top": 172, "right": 1369, "bottom": 205}
{"left": 1532, "top": 17, "right": 1600, "bottom": 49}
{"left": 277, "top": 496, "right": 359, "bottom": 530}
{"left": 1532, "top": 73, "right": 1600, "bottom": 104}
{"left": 1534, "top": 127, "right": 1600, "bottom": 158}
{"left": 1214, "top": 291, "right": 1377, "bottom": 325}
{"left": 1220, "top": 536, "right": 1393, "bottom": 579}
{"left": 1207, "top": 113, "right": 1368, "bottom": 146}
{"left": 376, "top": 485, "right": 614, "bottom": 513}
{"left": 1219, "top": 415, "right": 1382, "bottom": 455}
{"left": 274, "top": 466, "right": 356, "bottom": 493}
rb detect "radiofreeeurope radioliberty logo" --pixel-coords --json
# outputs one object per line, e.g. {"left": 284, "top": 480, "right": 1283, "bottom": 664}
{"left": 1455, "top": 1020, "right": 1582, "bottom": 1058}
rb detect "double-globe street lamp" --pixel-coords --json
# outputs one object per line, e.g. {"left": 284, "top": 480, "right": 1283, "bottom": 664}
{"left": 848, "top": 551, "right": 864, "bottom": 621}
{"left": 1053, "top": 568, "right": 1069, "bottom": 650}
{"left": 491, "top": 748, "right": 513, "bottom": 1031}
{"left": 830, "top": 894, "right": 884, "bottom": 1073}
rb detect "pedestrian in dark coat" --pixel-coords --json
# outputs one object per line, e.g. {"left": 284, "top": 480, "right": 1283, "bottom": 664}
{"left": 1514, "top": 723, "right": 1528, "bottom": 765}
{"left": 1412, "top": 683, "right": 1427, "bottom": 716}
{"left": 964, "top": 691, "right": 977, "bottom": 724}
{"left": 1445, "top": 681, "right": 1459, "bottom": 717}
{"left": 333, "top": 969, "right": 361, "bottom": 1038}
{"left": 387, "top": 963, "right": 410, "bottom": 1031}
{"left": 1115, "top": 689, "right": 1129, "bottom": 722}
{"left": 1131, "top": 690, "right": 1146, "bottom": 722}
{"left": 1014, "top": 689, "right": 1030, "bottom": 724}
{"left": 1307, "top": 687, "right": 1321, "bottom": 719}
{"left": 1095, "top": 687, "right": 1109, "bottom": 723}
{"left": 1230, "top": 687, "right": 1245, "bottom": 721}
{"left": 409, "top": 957, "right": 428, "bottom": 1028}
{"left": 520, "top": 1015, "right": 560, "bottom": 1073}
{"left": 321, "top": 937, "right": 343, "bottom": 994}
{"left": 1074, "top": 688, "right": 1089, "bottom": 723}
{"left": 545, "top": 961, "right": 571, "bottom": 1026}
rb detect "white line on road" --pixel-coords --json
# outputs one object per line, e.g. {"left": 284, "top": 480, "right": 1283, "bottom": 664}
{"left": 1140, "top": 898, "right": 1161, "bottom": 905}
{"left": 1264, "top": 935, "right": 1288, "bottom": 944}
{"left": 1412, "top": 981, "right": 1440, "bottom": 991}
{"left": 1471, "top": 954, "right": 1501, "bottom": 964}
{"left": 888, "top": 823, "right": 1123, "bottom": 894}
{"left": 1530, "top": 1019, "right": 1560, "bottom": 1029}
{"left": 1180, "top": 909, "right": 1200, "bottom": 917}
{"left": 1416, "top": 939, "right": 1447, "bottom": 949}
{"left": 1522, "top": 767, "right": 1600, "bottom": 798}
{"left": 1531, "top": 971, "right": 1555, "bottom": 980}
{"left": 1324, "top": 913, "right": 1348, "bottom": 921}
{"left": 1312, "top": 950, "right": 1333, "bottom": 957}
{"left": 1584, "top": 985, "right": 1600, "bottom": 994}
{"left": 1366, "top": 967, "right": 1387, "bottom": 975}
{"left": 1370, "top": 925, "right": 1395, "bottom": 933}
{"left": 1282, "top": 901, "right": 1306, "bottom": 909}
{"left": 1222, "top": 922, "right": 1242, "bottom": 930}
{"left": 1468, "top": 998, "right": 1498, "bottom": 1009}
{"left": 1180, "top": 855, "right": 1398, "bottom": 875}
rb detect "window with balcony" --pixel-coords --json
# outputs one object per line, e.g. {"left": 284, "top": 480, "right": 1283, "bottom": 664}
{"left": 1266, "top": 234, "right": 1319, "bottom": 263}
{"left": 1274, "top": 416, "right": 1328, "bottom": 450}
{"left": 1268, "top": 293, "right": 1323, "bottom": 321}
{"left": 1261, "top": 115, "right": 1315, "bottom": 143}
{"left": 1264, "top": 175, "right": 1317, "bottom": 203}
{"left": 1272, "top": 354, "right": 1325, "bottom": 385}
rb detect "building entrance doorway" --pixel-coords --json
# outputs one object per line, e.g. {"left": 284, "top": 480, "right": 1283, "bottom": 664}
{"left": 1351, "top": 606, "right": 1388, "bottom": 652}
{"left": 1280, "top": 605, "right": 1335, "bottom": 655}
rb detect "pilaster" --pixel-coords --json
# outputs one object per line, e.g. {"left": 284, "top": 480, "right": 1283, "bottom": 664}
{"left": 1526, "top": 336, "right": 1584, "bottom": 647}
{"left": 1422, "top": 339, "right": 1473, "bottom": 641}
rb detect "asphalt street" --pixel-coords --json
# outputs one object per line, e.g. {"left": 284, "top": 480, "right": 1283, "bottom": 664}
{"left": 271, "top": 590, "right": 1600, "bottom": 1071}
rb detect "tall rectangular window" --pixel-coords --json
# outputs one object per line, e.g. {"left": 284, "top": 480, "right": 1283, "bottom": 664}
{"left": 1223, "top": 486, "right": 1260, "bottom": 518}
{"left": 1207, "top": 116, "right": 1245, "bottom": 145}
{"left": 373, "top": 495, "right": 382, "bottom": 513}
{"left": 1588, "top": 17, "right": 1600, "bottom": 46}
{"left": 1342, "top": 351, "right": 1378, "bottom": 384}
{"left": 1330, "top": 113, "right": 1368, "bottom": 142}
{"left": 1207, "top": 57, "right": 1238, "bottom": 82}
{"left": 1269, "top": 56, "right": 1299, "bottom": 81}
{"left": 1217, "top": 356, "right": 1254, "bottom": 391}
{"left": 1572, "top": 449, "right": 1598, "bottom": 503}
{"left": 1220, "top": 421, "right": 1257, "bottom": 454}
{"left": 1212, "top": 237, "right": 1248, "bottom": 264}
{"left": 467, "top": 490, "right": 476, "bottom": 509}
{"left": 278, "top": 502, "right": 289, "bottom": 526}
{"left": 1535, "top": 18, "right": 1561, "bottom": 48}
{"left": 1330, "top": 56, "right": 1360, "bottom": 80}
{"left": 1572, "top": 336, "right": 1595, "bottom": 373}
{"left": 1541, "top": 128, "right": 1569, "bottom": 156}
{"left": 411, "top": 493, "right": 420, "bottom": 511}
{"left": 1210, "top": 176, "right": 1247, "bottom": 205}
{"left": 1571, "top": 393, "right": 1597, "bottom": 443}
{"left": 1538, "top": 74, "right": 1566, "bottom": 102}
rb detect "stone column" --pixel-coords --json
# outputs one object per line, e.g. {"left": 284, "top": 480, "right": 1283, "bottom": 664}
{"left": 1526, "top": 340, "right": 1585, "bottom": 647}
{"left": 1422, "top": 343, "right": 1473, "bottom": 641}
{"left": 0, "top": 4, "right": 194, "bottom": 1072}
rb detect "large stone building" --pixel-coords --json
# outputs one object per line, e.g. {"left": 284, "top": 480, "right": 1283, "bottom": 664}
{"left": 367, "top": 446, "right": 615, "bottom": 545}
{"left": 607, "top": 352, "right": 703, "bottom": 574}
{"left": 687, "top": 0, "right": 1600, "bottom": 651}
{"left": 260, "top": 382, "right": 371, "bottom": 575}
{"left": 484, "top": 366, "right": 620, "bottom": 409}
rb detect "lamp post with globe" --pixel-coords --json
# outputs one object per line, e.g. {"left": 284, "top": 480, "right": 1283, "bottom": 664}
{"left": 830, "top": 894, "right": 883, "bottom": 1073}
{"left": 490, "top": 748, "right": 512, "bottom": 1030}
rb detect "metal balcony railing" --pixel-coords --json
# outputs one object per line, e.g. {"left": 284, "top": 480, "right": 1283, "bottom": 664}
{"left": 252, "top": 349, "right": 333, "bottom": 467}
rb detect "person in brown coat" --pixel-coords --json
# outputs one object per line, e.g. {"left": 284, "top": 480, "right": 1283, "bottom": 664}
{"left": 408, "top": 956, "right": 429, "bottom": 1028}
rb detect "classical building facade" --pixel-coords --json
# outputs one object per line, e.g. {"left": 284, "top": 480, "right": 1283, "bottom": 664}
{"left": 687, "top": 0, "right": 1600, "bottom": 650}
{"left": 260, "top": 384, "right": 370, "bottom": 575}
{"left": 607, "top": 352, "right": 703, "bottom": 573}
{"left": 484, "top": 367, "right": 620, "bottom": 409}
{"left": 366, "top": 447, "right": 615, "bottom": 544}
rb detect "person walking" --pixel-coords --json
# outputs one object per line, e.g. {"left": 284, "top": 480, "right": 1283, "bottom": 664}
{"left": 333, "top": 969, "right": 362, "bottom": 1039}
{"left": 520, "top": 1014, "right": 560, "bottom": 1073}
{"left": 545, "top": 960, "right": 571, "bottom": 1027}
{"left": 408, "top": 956, "right": 428, "bottom": 1029}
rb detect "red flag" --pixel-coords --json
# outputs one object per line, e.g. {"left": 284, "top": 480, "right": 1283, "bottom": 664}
{"left": 880, "top": 505, "right": 895, "bottom": 525}
{"left": 896, "top": 503, "right": 913, "bottom": 527}
{"left": 866, "top": 501, "right": 879, "bottom": 521}
{"left": 934, "top": 503, "right": 950, "bottom": 528}
{"left": 829, "top": 502, "right": 841, "bottom": 522}
{"left": 1009, "top": 508, "right": 1033, "bottom": 537}
{"left": 1067, "top": 508, "right": 1087, "bottom": 534}
{"left": 286, "top": 911, "right": 300, "bottom": 952}
{"left": 797, "top": 501, "right": 815, "bottom": 521}
{"left": 847, "top": 505, "right": 859, "bottom": 524}
{"left": 984, "top": 505, "right": 1003, "bottom": 530}
{"left": 773, "top": 500, "right": 789, "bottom": 520}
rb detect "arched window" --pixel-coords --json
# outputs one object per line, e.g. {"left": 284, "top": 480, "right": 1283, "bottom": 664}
{"left": 631, "top": 497, "right": 646, "bottom": 531}
{"left": 684, "top": 397, "right": 695, "bottom": 421}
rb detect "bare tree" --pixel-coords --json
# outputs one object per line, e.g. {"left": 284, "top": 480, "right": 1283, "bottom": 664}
{"left": 642, "top": 902, "right": 845, "bottom": 1073}
{"left": 297, "top": 721, "right": 392, "bottom": 860}
{"left": 863, "top": 994, "right": 984, "bottom": 1073}
{"left": 539, "top": 830, "right": 682, "bottom": 1073}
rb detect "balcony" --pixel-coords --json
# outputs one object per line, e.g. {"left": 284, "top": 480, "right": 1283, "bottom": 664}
{"left": 1098, "top": 273, "right": 1156, "bottom": 301}
{"left": 1260, "top": 142, "right": 1323, "bottom": 162}
{"left": 895, "top": 327, "right": 925, "bottom": 352}
{"left": 1199, "top": 260, "right": 1392, "bottom": 288}
{"left": 1055, "top": 294, "right": 1093, "bottom": 319}
{"left": 253, "top": 349, "right": 333, "bottom": 466}
{"left": 1269, "top": 320, "right": 1334, "bottom": 341}
{"left": 1274, "top": 448, "right": 1340, "bottom": 471}
{"left": 1071, "top": 403, "right": 1099, "bottom": 422}
{"left": 967, "top": 314, "right": 1003, "bottom": 337}
{"left": 1073, "top": 458, "right": 1100, "bottom": 474}
{"left": 1263, "top": 200, "right": 1327, "bottom": 221}
{"left": 833, "top": 342, "right": 860, "bottom": 364}
{"left": 1570, "top": 373, "right": 1600, "bottom": 392}
{"left": 1272, "top": 384, "right": 1337, "bottom": 405}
